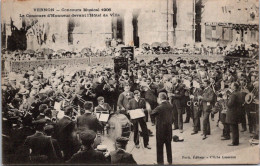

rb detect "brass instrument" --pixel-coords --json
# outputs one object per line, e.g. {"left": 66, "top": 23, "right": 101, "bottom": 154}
{"left": 75, "top": 93, "right": 87, "bottom": 104}
{"left": 85, "top": 82, "right": 93, "bottom": 90}
{"left": 187, "top": 99, "right": 200, "bottom": 107}
{"left": 187, "top": 100, "right": 192, "bottom": 106}
{"left": 245, "top": 87, "right": 258, "bottom": 104}
{"left": 194, "top": 100, "right": 200, "bottom": 107}
{"left": 59, "top": 93, "right": 84, "bottom": 112}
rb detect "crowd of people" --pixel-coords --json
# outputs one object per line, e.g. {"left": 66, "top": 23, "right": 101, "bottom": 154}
{"left": 2, "top": 41, "right": 258, "bottom": 62}
{"left": 2, "top": 53, "right": 259, "bottom": 164}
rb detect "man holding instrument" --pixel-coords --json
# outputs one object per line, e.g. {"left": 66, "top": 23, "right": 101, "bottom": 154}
{"left": 127, "top": 90, "right": 151, "bottom": 149}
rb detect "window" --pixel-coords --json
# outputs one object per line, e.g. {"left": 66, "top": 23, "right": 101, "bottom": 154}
{"left": 223, "top": 27, "right": 231, "bottom": 41}
{"left": 205, "top": 25, "right": 212, "bottom": 39}
{"left": 251, "top": 30, "right": 256, "bottom": 40}
{"left": 212, "top": 26, "right": 217, "bottom": 38}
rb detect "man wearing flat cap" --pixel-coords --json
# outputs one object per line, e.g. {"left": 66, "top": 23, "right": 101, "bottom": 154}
{"left": 67, "top": 130, "right": 107, "bottom": 164}
{"left": 108, "top": 137, "right": 137, "bottom": 164}
{"left": 151, "top": 92, "right": 173, "bottom": 164}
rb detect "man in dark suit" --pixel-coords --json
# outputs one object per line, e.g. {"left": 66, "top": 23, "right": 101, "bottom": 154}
{"left": 67, "top": 130, "right": 107, "bottom": 164}
{"left": 108, "top": 137, "right": 137, "bottom": 164}
{"left": 142, "top": 85, "right": 158, "bottom": 125}
{"left": 190, "top": 86, "right": 202, "bottom": 135}
{"left": 77, "top": 101, "right": 103, "bottom": 133}
{"left": 226, "top": 82, "right": 241, "bottom": 146}
{"left": 171, "top": 78, "right": 185, "bottom": 133}
{"left": 198, "top": 80, "right": 215, "bottom": 140}
{"left": 24, "top": 119, "right": 59, "bottom": 163}
{"left": 151, "top": 92, "right": 173, "bottom": 165}
{"left": 54, "top": 106, "right": 77, "bottom": 161}
{"left": 127, "top": 90, "right": 151, "bottom": 149}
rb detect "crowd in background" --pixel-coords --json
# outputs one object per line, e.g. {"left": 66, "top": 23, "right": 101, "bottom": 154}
{"left": 2, "top": 39, "right": 258, "bottom": 61}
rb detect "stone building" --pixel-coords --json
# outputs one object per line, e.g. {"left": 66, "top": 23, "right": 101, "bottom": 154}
{"left": 201, "top": 0, "right": 259, "bottom": 45}
{"left": 3, "top": 0, "right": 257, "bottom": 51}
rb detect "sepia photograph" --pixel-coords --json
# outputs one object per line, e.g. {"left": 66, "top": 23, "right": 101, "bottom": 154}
{"left": 1, "top": 0, "right": 259, "bottom": 165}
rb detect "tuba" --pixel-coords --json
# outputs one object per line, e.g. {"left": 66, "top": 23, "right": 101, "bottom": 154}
{"left": 245, "top": 87, "right": 258, "bottom": 104}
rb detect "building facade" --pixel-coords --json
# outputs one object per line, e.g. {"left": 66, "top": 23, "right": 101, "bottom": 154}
{"left": 3, "top": 0, "right": 257, "bottom": 51}
{"left": 201, "top": 0, "right": 259, "bottom": 46}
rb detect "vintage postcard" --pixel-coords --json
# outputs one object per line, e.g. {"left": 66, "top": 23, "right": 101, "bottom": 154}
{"left": 1, "top": 0, "right": 259, "bottom": 165}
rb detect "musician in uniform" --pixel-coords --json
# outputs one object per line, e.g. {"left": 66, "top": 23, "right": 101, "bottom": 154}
{"left": 171, "top": 78, "right": 185, "bottom": 133}
{"left": 226, "top": 82, "right": 241, "bottom": 146}
{"left": 95, "top": 96, "right": 113, "bottom": 114}
{"left": 117, "top": 83, "right": 134, "bottom": 115}
{"left": 54, "top": 106, "right": 77, "bottom": 160}
{"left": 213, "top": 93, "right": 230, "bottom": 140}
{"left": 150, "top": 92, "right": 173, "bottom": 165}
{"left": 127, "top": 90, "right": 151, "bottom": 149}
{"left": 77, "top": 101, "right": 103, "bottom": 133}
{"left": 183, "top": 83, "right": 192, "bottom": 123}
{"left": 190, "top": 85, "right": 202, "bottom": 135}
{"left": 243, "top": 76, "right": 256, "bottom": 134}
{"left": 198, "top": 80, "right": 215, "bottom": 140}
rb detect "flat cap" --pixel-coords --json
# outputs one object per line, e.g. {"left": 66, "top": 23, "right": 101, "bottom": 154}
{"left": 116, "top": 137, "right": 129, "bottom": 145}
{"left": 80, "top": 130, "right": 96, "bottom": 143}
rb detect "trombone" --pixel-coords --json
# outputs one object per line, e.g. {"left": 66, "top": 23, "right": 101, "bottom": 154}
{"left": 59, "top": 93, "right": 84, "bottom": 112}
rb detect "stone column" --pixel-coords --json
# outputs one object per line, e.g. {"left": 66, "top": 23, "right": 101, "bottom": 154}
{"left": 124, "top": 10, "right": 134, "bottom": 46}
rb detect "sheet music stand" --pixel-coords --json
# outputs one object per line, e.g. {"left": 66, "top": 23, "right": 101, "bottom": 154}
{"left": 129, "top": 124, "right": 145, "bottom": 153}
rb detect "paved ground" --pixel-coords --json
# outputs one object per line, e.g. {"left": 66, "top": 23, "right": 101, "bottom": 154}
{"left": 102, "top": 115, "right": 259, "bottom": 165}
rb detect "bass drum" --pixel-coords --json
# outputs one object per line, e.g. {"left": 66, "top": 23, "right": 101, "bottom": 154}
{"left": 107, "top": 113, "right": 131, "bottom": 141}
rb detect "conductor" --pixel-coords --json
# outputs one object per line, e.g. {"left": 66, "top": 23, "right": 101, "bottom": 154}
{"left": 151, "top": 92, "right": 173, "bottom": 165}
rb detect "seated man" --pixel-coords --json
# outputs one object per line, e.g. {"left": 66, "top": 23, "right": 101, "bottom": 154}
{"left": 95, "top": 96, "right": 113, "bottom": 114}
{"left": 94, "top": 96, "right": 113, "bottom": 133}
{"left": 107, "top": 137, "right": 137, "bottom": 164}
